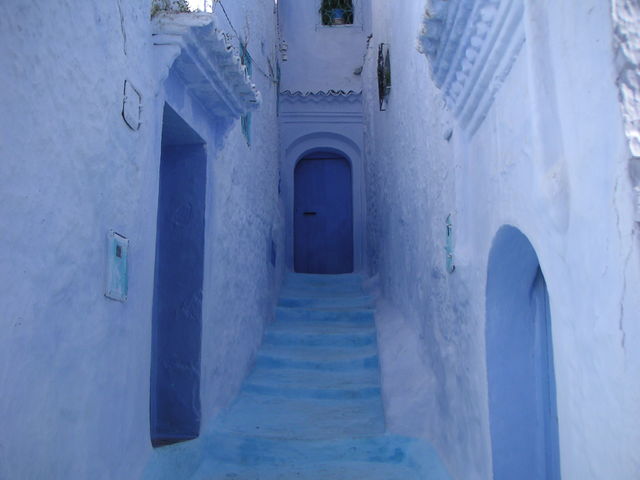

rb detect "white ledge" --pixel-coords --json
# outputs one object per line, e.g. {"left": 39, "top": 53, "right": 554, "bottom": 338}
{"left": 152, "top": 13, "right": 261, "bottom": 119}
{"left": 280, "top": 90, "right": 362, "bottom": 104}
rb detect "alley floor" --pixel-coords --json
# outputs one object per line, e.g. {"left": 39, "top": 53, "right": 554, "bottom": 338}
{"left": 145, "top": 273, "right": 451, "bottom": 479}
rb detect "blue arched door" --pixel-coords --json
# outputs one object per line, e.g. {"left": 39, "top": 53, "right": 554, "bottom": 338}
{"left": 486, "top": 226, "right": 561, "bottom": 480}
{"left": 294, "top": 152, "right": 353, "bottom": 274}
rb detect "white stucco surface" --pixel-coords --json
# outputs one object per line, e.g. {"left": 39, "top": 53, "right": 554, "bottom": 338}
{"left": 0, "top": 2, "right": 282, "bottom": 478}
{"left": 364, "top": 0, "right": 640, "bottom": 479}
{"left": 278, "top": 0, "right": 370, "bottom": 93}
{"left": 1, "top": 1, "right": 639, "bottom": 479}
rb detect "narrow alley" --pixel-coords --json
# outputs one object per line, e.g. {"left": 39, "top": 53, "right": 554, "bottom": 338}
{"left": 147, "top": 273, "right": 450, "bottom": 479}
{"left": 1, "top": 1, "right": 639, "bottom": 479}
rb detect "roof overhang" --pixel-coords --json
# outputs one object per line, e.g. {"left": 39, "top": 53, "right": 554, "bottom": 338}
{"left": 153, "top": 13, "right": 261, "bottom": 119}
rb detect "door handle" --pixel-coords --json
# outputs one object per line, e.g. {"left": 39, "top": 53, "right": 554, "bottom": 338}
{"left": 303, "top": 211, "right": 317, "bottom": 216}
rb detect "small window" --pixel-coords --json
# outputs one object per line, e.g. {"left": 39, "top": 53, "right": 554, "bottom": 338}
{"left": 320, "top": 0, "right": 354, "bottom": 26}
{"left": 240, "top": 43, "right": 252, "bottom": 146}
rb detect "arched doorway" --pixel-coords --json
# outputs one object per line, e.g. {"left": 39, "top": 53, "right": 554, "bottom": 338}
{"left": 486, "top": 226, "right": 561, "bottom": 479}
{"left": 294, "top": 151, "right": 353, "bottom": 274}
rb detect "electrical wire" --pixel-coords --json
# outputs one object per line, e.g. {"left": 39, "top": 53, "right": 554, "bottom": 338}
{"left": 216, "top": 0, "right": 278, "bottom": 84}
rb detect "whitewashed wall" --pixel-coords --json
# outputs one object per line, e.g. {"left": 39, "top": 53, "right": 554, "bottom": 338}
{"left": 278, "top": 0, "right": 371, "bottom": 92}
{"left": 0, "top": 2, "right": 282, "bottom": 479}
{"left": 363, "top": 0, "right": 640, "bottom": 479}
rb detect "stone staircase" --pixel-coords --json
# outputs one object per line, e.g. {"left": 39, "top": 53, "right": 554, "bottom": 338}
{"left": 145, "top": 273, "right": 451, "bottom": 480}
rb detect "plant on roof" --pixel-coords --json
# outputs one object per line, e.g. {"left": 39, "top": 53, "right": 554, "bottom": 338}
{"left": 151, "top": 0, "right": 191, "bottom": 18}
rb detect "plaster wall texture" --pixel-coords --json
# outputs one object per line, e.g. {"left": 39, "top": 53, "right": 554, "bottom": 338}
{"left": 363, "top": 0, "right": 640, "bottom": 479}
{"left": 278, "top": 0, "right": 370, "bottom": 93}
{"left": 0, "top": 2, "right": 281, "bottom": 479}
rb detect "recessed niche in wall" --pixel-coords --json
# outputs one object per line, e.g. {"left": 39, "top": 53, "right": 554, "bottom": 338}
{"left": 486, "top": 226, "right": 561, "bottom": 480}
{"left": 319, "top": 0, "right": 354, "bottom": 25}
{"left": 150, "top": 104, "right": 206, "bottom": 447}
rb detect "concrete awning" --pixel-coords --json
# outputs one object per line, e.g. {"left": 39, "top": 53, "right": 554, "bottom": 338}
{"left": 153, "top": 13, "right": 261, "bottom": 119}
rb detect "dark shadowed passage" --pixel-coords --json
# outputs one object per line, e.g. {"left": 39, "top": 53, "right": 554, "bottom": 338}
{"left": 150, "top": 105, "right": 207, "bottom": 447}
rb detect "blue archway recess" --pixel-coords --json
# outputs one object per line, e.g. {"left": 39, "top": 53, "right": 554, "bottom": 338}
{"left": 294, "top": 151, "right": 354, "bottom": 274}
{"left": 485, "top": 225, "right": 561, "bottom": 480}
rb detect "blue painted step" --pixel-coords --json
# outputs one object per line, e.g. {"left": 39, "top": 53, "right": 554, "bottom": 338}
{"left": 143, "top": 273, "right": 452, "bottom": 480}
{"left": 245, "top": 366, "right": 380, "bottom": 388}
{"left": 213, "top": 394, "right": 385, "bottom": 439}
{"left": 255, "top": 345, "right": 379, "bottom": 371}
{"left": 189, "top": 434, "right": 452, "bottom": 480}
{"left": 264, "top": 329, "right": 376, "bottom": 348}
{"left": 275, "top": 306, "right": 375, "bottom": 325}
{"left": 278, "top": 294, "right": 374, "bottom": 309}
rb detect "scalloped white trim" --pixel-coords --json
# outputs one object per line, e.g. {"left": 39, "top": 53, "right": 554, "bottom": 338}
{"left": 280, "top": 90, "right": 363, "bottom": 104}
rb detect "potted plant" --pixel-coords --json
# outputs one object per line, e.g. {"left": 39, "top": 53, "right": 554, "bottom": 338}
{"left": 320, "top": 0, "right": 353, "bottom": 26}
{"left": 331, "top": 7, "right": 346, "bottom": 25}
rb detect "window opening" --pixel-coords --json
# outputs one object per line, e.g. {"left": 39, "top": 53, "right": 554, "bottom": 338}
{"left": 320, "top": 0, "right": 354, "bottom": 25}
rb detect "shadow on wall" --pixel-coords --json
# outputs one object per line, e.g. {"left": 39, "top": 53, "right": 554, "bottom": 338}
{"left": 485, "top": 225, "right": 561, "bottom": 480}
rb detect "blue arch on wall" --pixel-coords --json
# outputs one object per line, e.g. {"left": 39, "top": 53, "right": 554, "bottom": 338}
{"left": 294, "top": 146, "right": 354, "bottom": 168}
{"left": 285, "top": 132, "right": 362, "bottom": 161}
{"left": 284, "top": 132, "right": 364, "bottom": 272}
{"left": 486, "top": 225, "right": 561, "bottom": 480}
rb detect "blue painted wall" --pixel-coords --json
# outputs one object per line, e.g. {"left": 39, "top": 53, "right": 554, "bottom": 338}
{"left": 0, "top": 2, "right": 283, "bottom": 476}
{"left": 278, "top": 0, "right": 371, "bottom": 92}
{"left": 486, "top": 226, "right": 560, "bottom": 480}
{"left": 2, "top": 1, "right": 638, "bottom": 478}
{"left": 294, "top": 153, "right": 353, "bottom": 274}
{"left": 150, "top": 105, "right": 207, "bottom": 446}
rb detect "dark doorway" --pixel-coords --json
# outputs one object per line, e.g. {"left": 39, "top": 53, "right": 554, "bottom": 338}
{"left": 294, "top": 152, "right": 353, "bottom": 274}
{"left": 150, "top": 105, "right": 206, "bottom": 447}
{"left": 486, "top": 226, "right": 561, "bottom": 479}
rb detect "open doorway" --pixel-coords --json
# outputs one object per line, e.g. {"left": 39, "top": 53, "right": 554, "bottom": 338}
{"left": 150, "top": 104, "right": 207, "bottom": 447}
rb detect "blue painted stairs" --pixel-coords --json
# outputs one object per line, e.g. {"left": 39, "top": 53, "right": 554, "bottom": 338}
{"left": 144, "top": 273, "right": 451, "bottom": 480}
